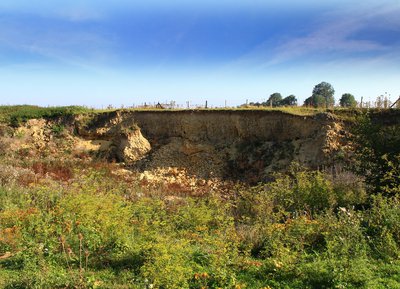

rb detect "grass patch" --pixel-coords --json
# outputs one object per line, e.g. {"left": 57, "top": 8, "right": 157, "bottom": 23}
{"left": 0, "top": 105, "right": 93, "bottom": 126}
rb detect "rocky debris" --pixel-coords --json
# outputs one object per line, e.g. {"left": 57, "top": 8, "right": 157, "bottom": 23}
{"left": 112, "top": 168, "right": 133, "bottom": 176}
{"left": 74, "top": 139, "right": 112, "bottom": 153}
{"left": 181, "top": 140, "right": 211, "bottom": 156}
{"left": 110, "top": 168, "right": 135, "bottom": 182}
{"left": 323, "top": 121, "right": 352, "bottom": 158}
{"left": 136, "top": 166, "right": 233, "bottom": 197}
{"left": 137, "top": 138, "right": 225, "bottom": 178}
{"left": 114, "top": 128, "right": 151, "bottom": 162}
{"left": 0, "top": 119, "right": 57, "bottom": 159}
{"left": 14, "top": 119, "right": 50, "bottom": 150}
{"left": 75, "top": 113, "right": 151, "bottom": 163}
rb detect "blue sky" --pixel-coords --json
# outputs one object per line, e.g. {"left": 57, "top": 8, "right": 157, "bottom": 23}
{"left": 0, "top": 0, "right": 399, "bottom": 107}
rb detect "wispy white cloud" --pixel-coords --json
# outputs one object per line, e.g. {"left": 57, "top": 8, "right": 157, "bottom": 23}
{"left": 234, "top": 1, "right": 400, "bottom": 68}
{"left": 0, "top": 14, "right": 115, "bottom": 72}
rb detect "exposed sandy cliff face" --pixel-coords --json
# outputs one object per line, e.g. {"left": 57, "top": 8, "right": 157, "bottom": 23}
{"left": 0, "top": 110, "right": 343, "bottom": 183}
{"left": 73, "top": 110, "right": 342, "bottom": 182}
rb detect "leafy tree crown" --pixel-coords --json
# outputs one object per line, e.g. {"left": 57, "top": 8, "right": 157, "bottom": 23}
{"left": 340, "top": 93, "right": 357, "bottom": 107}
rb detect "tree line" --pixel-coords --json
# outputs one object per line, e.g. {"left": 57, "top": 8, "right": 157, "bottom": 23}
{"left": 245, "top": 81, "right": 359, "bottom": 108}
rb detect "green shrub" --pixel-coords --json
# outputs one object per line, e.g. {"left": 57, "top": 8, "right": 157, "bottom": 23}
{"left": 50, "top": 124, "right": 65, "bottom": 136}
{"left": 364, "top": 195, "right": 400, "bottom": 260}
{"left": 0, "top": 105, "right": 91, "bottom": 126}
{"left": 351, "top": 113, "right": 400, "bottom": 196}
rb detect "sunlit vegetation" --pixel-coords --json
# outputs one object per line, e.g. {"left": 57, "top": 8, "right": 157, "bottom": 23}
{"left": 0, "top": 108, "right": 399, "bottom": 288}
{"left": 1, "top": 163, "right": 399, "bottom": 288}
{"left": 0, "top": 106, "right": 92, "bottom": 126}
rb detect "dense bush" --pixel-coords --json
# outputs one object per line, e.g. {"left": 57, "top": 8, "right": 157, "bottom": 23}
{"left": 351, "top": 113, "right": 400, "bottom": 196}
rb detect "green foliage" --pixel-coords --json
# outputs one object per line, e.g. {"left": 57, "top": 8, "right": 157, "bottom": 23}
{"left": 340, "top": 93, "right": 357, "bottom": 107}
{"left": 1, "top": 140, "right": 400, "bottom": 288}
{"left": 266, "top": 92, "right": 283, "bottom": 107}
{"left": 50, "top": 124, "right": 65, "bottom": 136}
{"left": 351, "top": 113, "right": 400, "bottom": 196}
{"left": 230, "top": 165, "right": 400, "bottom": 288}
{"left": 249, "top": 94, "right": 297, "bottom": 107}
{"left": 248, "top": 165, "right": 365, "bottom": 215}
{"left": 270, "top": 169, "right": 336, "bottom": 212}
{"left": 280, "top": 94, "right": 297, "bottom": 106}
{"left": 304, "top": 81, "right": 335, "bottom": 108}
{"left": 0, "top": 168, "right": 242, "bottom": 288}
{"left": 0, "top": 105, "right": 91, "bottom": 126}
{"left": 365, "top": 195, "right": 400, "bottom": 260}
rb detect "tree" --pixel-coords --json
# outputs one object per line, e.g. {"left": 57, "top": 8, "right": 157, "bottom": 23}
{"left": 351, "top": 114, "right": 400, "bottom": 196}
{"left": 266, "top": 93, "right": 283, "bottom": 107}
{"left": 304, "top": 82, "right": 335, "bottom": 108}
{"left": 340, "top": 93, "right": 357, "bottom": 107}
{"left": 280, "top": 95, "right": 297, "bottom": 106}
{"left": 304, "top": 95, "right": 326, "bottom": 107}
{"left": 245, "top": 94, "right": 297, "bottom": 107}
{"left": 303, "top": 96, "right": 313, "bottom": 107}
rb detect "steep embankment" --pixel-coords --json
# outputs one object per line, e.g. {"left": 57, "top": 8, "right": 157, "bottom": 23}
{"left": 0, "top": 109, "right": 346, "bottom": 182}
{"left": 73, "top": 110, "right": 343, "bottom": 182}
